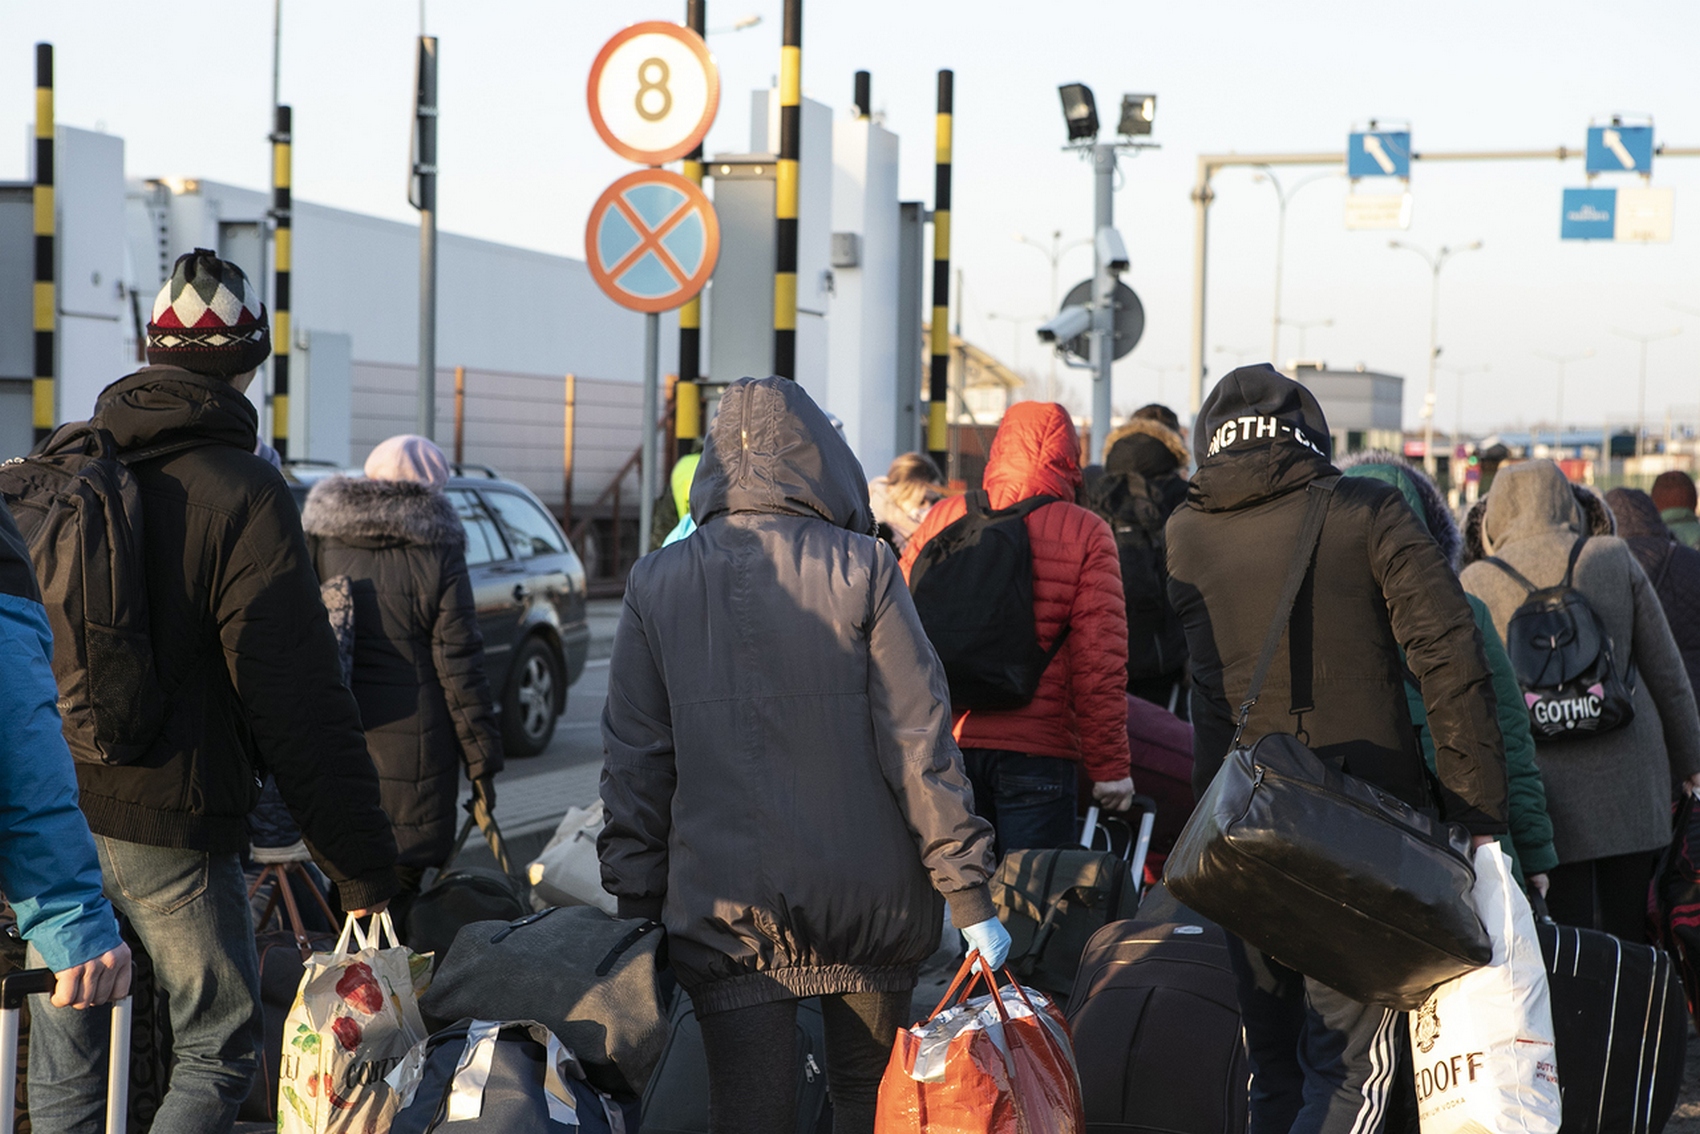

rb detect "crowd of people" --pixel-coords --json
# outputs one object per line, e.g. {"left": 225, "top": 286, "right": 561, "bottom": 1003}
{"left": 3, "top": 248, "right": 1698, "bottom": 1134}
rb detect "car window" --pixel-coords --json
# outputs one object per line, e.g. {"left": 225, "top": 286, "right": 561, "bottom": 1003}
{"left": 483, "top": 490, "right": 567, "bottom": 558}
{"left": 447, "top": 489, "right": 509, "bottom": 566}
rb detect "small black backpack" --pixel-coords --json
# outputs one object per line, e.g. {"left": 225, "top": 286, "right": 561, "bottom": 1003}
{"left": 1097, "top": 474, "right": 1188, "bottom": 684}
{"left": 0, "top": 423, "right": 169, "bottom": 765}
{"left": 1485, "top": 537, "right": 1635, "bottom": 740}
{"left": 908, "top": 490, "right": 1069, "bottom": 711}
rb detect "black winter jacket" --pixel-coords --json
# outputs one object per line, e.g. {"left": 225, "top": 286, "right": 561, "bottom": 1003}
{"left": 1165, "top": 366, "right": 1507, "bottom": 834}
{"left": 80, "top": 367, "right": 397, "bottom": 908}
{"left": 599, "top": 377, "right": 997, "bottom": 1015}
{"left": 304, "top": 476, "right": 504, "bottom": 868}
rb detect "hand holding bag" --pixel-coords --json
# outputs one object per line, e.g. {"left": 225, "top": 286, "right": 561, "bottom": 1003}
{"left": 1163, "top": 477, "right": 1492, "bottom": 1010}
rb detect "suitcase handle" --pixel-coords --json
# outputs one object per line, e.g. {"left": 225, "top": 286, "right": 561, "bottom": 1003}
{"left": 0, "top": 969, "right": 130, "bottom": 1134}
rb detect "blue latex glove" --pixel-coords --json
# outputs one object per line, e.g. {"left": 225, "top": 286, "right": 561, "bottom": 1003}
{"left": 960, "top": 917, "right": 1012, "bottom": 970}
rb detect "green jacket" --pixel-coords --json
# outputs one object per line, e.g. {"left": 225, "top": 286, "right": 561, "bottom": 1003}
{"left": 1661, "top": 506, "right": 1700, "bottom": 551}
{"left": 1340, "top": 461, "right": 1558, "bottom": 882}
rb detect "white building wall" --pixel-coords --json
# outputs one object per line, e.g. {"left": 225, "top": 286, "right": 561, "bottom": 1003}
{"left": 829, "top": 114, "right": 900, "bottom": 475}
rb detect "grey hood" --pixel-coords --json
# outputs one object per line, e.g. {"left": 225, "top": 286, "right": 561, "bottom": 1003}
{"left": 691, "top": 377, "right": 874, "bottom": 535}
{"left": 303, "top": 475, "right": 466, "bottom": 551}
{"left": 1462, "top": 460, "right": 1613, "bottom": 564}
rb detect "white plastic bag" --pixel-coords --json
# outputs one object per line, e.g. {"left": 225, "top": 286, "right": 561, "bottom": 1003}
{"left": 1411, "top": 845, "right": 1560, "bottom": 1134}
{"left": 527, "top": 800, "right": 617, "bottom": 915}
{"left": 277, "top": 912, "right": 431, "bottom": 1133}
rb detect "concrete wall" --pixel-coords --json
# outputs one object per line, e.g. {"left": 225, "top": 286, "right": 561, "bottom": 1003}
{"left": 829, "top": 113, "right": 901, "bottom": 474}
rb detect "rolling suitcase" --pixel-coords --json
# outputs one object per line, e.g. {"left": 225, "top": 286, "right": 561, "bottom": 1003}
{"left": 0, "top": 969, "right": 130, "bottom": 1134}
{"left": 1534, "top": 909, "right": 1685, "bottom": 1134}
{"left": 640, "top": 991, "right": 831, "bottom": 1134}
{"left": 1064, "top": 884, "right": 1248, "bottom": 1134}
{"left": 1123, "top": 694, "right": 1196, "bottom": 874}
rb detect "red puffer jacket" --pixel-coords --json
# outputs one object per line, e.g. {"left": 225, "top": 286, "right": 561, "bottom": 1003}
{"left": 900, "top": 403, "right": 1131, "bottom": 782}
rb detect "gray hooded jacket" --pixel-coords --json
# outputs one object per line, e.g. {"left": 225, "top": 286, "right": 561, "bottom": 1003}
{"left": 598, "top": 377, "right": 996, "bottom": 1015}
{"left": 1461, "top": 461, "right": 1700, "bottom": 863}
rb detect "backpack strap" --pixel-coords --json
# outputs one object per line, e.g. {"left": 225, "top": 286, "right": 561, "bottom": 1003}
{"left": 965, "top": 489, "right": 992, "bottom": 518}
{"left": 1231, "top": 476, "right": 1337, "bottom": 750}
{"left": 1561, "top": 535, "right": 1588, "bottom": 588}
{"left": 1481, "top": 556, "right": 1540, "bottom": 594}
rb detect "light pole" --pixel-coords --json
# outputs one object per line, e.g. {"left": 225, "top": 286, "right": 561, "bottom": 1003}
{"left": 987, "top": 312, "right": 1046, "bottom": 380}
{"left": 1253, "top": 167, "right": 1340, "bottom": 366}
{"left": 1277, "top": 316, "right": 1332, "bottom": 363}
{"left": 1671, "top": 303, "right": 1700, "bottom": 447}
{"left": 1437, "top": 362, "right": 1489, "bottom": 445}
{"left": 1389, "top": 239, "right": 1483, "bottom": 479}
{"left": 1214, "top": 344, "right": 1258, "bottom": 370}
{"left": 1532, "top": 349, "right": 1592, "bottom": 452}
{"left": 1016, "top": 231, "right": 1091, "bottom": 401}
{"left": 1611, "top": 327, "right": 1683, "bottom": 460}
{"left": 1140, "top": 362, "right": 1187, "bottom": 407}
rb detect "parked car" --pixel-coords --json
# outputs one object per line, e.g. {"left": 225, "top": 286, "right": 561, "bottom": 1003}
{"left": 286, "top": 463, "right": 590, "bottom": 756}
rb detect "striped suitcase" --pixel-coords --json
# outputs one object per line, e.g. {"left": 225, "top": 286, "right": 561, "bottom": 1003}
{"left": 1535, "top": 918, "right": 1685, "bottom": 1134}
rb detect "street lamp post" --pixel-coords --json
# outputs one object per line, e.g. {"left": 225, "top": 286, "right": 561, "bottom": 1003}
{"left": 1532, "top": 349, "right": 1592, "bottom": 452}
{"left": 1610, "top": 327, "right": 1683, "bottom": 461}
{"left": 1140, "top": 362, "right": 1187, "bottom": 406}
{"left": 1437, "top": 362, "right": 1489, "bottom": 446}
{"left": 1389, "top": 239, "right": 1483, "bottom": 479}
{"left": 1016, "top": 231, "right": 1091, "bottom": 401}
{"left": 1214, "top": 344, "right": 1258, "bottom": 371}
{"left": 987, "top": 312, "right": 1047, "bottom": 380}
{"left": 1277, "top": 316, "right": 1332, "bottom": 362}
{"left": 1254, "top": 167, "right": 1340, "bottom": 366}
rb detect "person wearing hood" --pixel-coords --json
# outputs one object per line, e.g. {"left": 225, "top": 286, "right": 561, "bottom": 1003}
{"left": 1339, "top": 452, "right": 1557, "bottom": 891}
{"left": 1651, "top": 470, "right": 1700, "bottom": 550}
{"left": 1606, "top": 486, "right": 1700, "bottom": 698}
{"left": 1166, "top": 365, "right": 1506, "bottom": 1134}
{"left": 1462, "top": 462, "right": 1700, "bottom": 942}
{"left": 899, "top": 400, "right": 1135, "bottom": 850}
{"left": 26, "top": 250, "right": 396, "bottom": 1133}
{"left": 599, "top": 377, "right": 1001, "bottom": 1134}
{"left": 1086, "top": 405, "right": 1192, "bottom": 714}
{"left": 302, "top": 434, "right": 505, "bottom": 931}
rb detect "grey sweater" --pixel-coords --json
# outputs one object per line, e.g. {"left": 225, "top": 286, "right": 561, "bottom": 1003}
{"left": 1461, "top": 461, "right": 1700, "bottom": 864}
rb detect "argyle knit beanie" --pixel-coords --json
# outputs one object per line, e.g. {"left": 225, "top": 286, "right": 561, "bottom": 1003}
{"left": 145, "top": 248, "right": 271, "bottom": 378}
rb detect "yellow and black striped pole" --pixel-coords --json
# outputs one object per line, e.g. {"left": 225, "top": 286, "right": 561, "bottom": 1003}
{"left": 33, "top": 44, "right": 55, "bottom": 444}
{"left": 927, "top": 69, "right": 953, "bottom": 468}
{"left": 676, "top": 0, "right": 705, "bottom": 447}
{"left": 270, "top": 105, "right": 292, "bottom": 460}
{"left": 772, "top": 0, "right": 801, "bottom": 379}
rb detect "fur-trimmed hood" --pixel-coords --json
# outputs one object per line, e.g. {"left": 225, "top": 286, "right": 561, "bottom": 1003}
{"left": 302, "top": 475, "right": 466, "bottom": 550}
{"left": 1460, "top": 461, "right": 1613, "bottom": 566}
{"left": 1105, "top": 416, "right": 1190, "bottom": 477}
{"left": 1337, "top": 449, "right": 1462, "bottom": 570}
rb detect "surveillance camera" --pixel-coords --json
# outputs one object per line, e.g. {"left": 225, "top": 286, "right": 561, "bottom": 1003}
{"left": 1096, "top": 227, "right": 1129, "bottom": 274}
{"left": 1037, "top": 305, "right": 1092, "bottom": 344}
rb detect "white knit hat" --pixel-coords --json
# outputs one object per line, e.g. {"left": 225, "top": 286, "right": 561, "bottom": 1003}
{"left": 364, "top": 434, "right": 450, "bottom": 491}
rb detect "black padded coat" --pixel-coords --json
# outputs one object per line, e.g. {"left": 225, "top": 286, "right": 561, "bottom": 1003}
{"left": 304, "top": 477, "right": 504, "bottom": 868}
{"left": 598, "top": 377, "right": 998, "bottom": 1015}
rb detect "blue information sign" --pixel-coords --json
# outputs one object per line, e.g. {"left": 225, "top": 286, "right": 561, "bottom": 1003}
{"left": 1560, "top": 188, "right": 1616, "bottom": 240}
{"left": 1585, "top": 125, "right": 1654, "bottom": 174}
{"left": 1347, "top": 131, "right": 1411, "bottom": 179}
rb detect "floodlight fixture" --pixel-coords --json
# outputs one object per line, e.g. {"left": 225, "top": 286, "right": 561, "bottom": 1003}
{"left": 1119, "top": 94, "right": 1156, "bottom": 136}
{"left": 1059, "top": 83, "right": 1099, "bottom": 142}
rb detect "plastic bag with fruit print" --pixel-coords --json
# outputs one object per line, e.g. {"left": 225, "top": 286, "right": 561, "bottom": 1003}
{"left": 277, "top": 912, "right": 433, "bottom": 1134}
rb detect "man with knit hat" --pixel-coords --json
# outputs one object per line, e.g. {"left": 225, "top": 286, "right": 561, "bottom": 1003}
{"left": 1166, "top": 365, "right": 1507, "bottom": 1134}
{"left": 27, "top": 249, "right": 397, "bottom": 1134}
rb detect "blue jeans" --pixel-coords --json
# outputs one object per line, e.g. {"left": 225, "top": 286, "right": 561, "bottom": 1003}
{"left": 28, "top": 836, "right": 262, "bottom": 1134}
{"left": 960, "top": 749, "right": 1079, "bottom": 855}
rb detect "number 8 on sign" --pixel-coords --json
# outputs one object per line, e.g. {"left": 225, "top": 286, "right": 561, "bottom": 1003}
{"left": 588, "top": 22, "right": 719, "bottom": 166}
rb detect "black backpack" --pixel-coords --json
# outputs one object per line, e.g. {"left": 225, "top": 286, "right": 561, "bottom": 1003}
{"left": 1097, "top": 474, "right": 1188, "bottom": 684}
{"left": 1485, "top": 537, "right": 1635, "bottom": 740}
{"left": 0, "top": 423, "right": 170, "bottom": 765}
{"left": 908, "top": 490, "right": 1069, "bottom": 711}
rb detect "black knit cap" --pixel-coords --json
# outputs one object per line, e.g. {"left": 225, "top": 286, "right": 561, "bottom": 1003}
{"left": 145, "top": 249, "right": 271, "bottom": 378}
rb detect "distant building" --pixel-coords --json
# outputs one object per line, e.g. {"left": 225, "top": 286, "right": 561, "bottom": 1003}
{"left": 1289, "top": 362, "right": 1404, "bottom": 456}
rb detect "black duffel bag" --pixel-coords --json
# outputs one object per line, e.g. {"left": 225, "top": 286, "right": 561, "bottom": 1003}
{"left": 1164, "top": 478, "right": 1491, "bottom": 1011}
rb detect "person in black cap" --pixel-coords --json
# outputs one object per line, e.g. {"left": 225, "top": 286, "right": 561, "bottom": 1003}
{"left": 26, "top": 250, "right": 397, "bottom": 1133}
{"left": 1165, "top": 365, "right": 1507, "bottom": 1134}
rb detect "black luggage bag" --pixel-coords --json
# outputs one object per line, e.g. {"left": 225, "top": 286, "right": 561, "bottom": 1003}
{"left": 407, "top": 798, "right": 528, "bottom": 962}
{"left": 1535, "top": 913, "right": 1685, "bottom": 1134}
{"left": 640, "top": 991, "right": 831, "bottom": 1134}
{"left": 1064, "top": 885, "right": 1247, "bottom": 1134}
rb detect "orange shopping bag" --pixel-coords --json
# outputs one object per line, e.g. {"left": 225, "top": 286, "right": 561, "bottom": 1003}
{"left": 874, "top": 953, "right": 1084, "bottom": 1134}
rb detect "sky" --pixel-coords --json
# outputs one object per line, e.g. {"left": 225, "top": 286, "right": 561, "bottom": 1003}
{"left": 3, "top": 0, "right": 1699, "bottom": 435}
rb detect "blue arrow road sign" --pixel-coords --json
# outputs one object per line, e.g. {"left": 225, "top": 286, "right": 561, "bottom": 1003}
{"left": 1561, "top": 188, "right": 1616, "bottom": 240}
{"left": 1586, "top": 125, "right": 1654, "bottom": 174}
{"left": 1348, "top": 131, "right": 1411, "bottom": 179}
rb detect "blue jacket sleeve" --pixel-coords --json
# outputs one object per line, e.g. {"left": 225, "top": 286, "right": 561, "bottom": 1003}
{"left": 0, "top": 590, "right": 124, "bottom": 972}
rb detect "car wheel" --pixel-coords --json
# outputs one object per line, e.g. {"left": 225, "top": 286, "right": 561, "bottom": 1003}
{"left": 502, "top": 637, "right": 562, "bottom": 757}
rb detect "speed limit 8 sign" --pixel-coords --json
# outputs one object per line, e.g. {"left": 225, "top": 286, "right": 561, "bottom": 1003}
{"left": 588, "top": 21, "right": 720, "bottom": 166}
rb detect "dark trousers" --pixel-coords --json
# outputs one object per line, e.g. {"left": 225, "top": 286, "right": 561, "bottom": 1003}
{"left": 698, "top": 990, "right": 912, "bottom": 1134}
{"left": 961, "top": 749, "right": 1079, "bottom": 855}
{"left": 1546, "top": 850, "right": 1659, "bottom": 942}
{"left": 1227, "top": 935, "right": 1403, "bottom": 1134}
